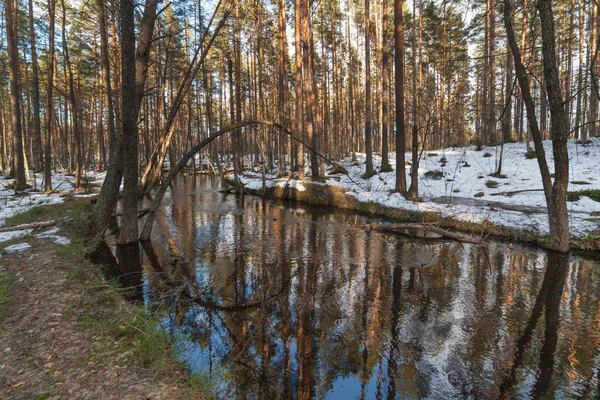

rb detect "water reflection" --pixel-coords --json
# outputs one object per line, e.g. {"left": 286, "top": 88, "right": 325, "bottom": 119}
{"left": 139, "top": 175, "right": 600, "bottom": 399}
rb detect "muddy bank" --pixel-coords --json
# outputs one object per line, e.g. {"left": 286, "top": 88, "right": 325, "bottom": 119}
{"left": 228, "top": 175, "right": 600, "bottom": 252}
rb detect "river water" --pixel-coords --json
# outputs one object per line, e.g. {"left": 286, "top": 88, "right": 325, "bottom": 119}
{"left": 137, "top": 175, "right": 600, "bottom": 399}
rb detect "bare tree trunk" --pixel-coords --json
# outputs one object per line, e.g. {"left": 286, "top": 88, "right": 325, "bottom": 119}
{"left": 28, "top": 0, "right": 42, "bottom": 172}
{"left": 588, "top": 0, "right": 599, "bottom": 141}
{"left": 93, "top": 0, "right": 121, "bottom": 230}
{"left": 488, "top": 0, "right": 496, "bottom": 145}
{"left": 348, "top": 10, "right": 357, "bottom": 162}
{"left": 574, "top": 0, "right": 585, "bottom": 139}
{"left": 504, "top": 0, "right": 570, "bottom": 252}
{"left": 44, "top": 0, "right": 56, "bottom": 193}
{"left": 380, "top": 0, "right": 392, "bottom": 172}
{"left": 234, "top": 0, "right": 243, "bottom": 176}
{"left": 4, "top": 0, "right": 26, "bottom": 191}
{"left": 537, "top": 0, "right": 570, "bottom": 253}
{"left": 408, "top": 0, "right": 419, "bottom": 199}
{"left": 294, "top": 0, "right": 304, "bottom": 179}
{"left": 307, "top": 4, "right": 321, "bottom": 178}
{"left": 394, "top": 0, "right": 406, "bottom": 193}
{"left": 278, "top": 0, "right": 288, "bottom": 176}
{"left": 502, "top": 39, "right": 513, "bottom": 144}
{"left": 94, "top": 0, "right": 160, "bottom": 231}
{"left": 61, "top": 0, "right": 83, "bottom": 188}
{"left": 119, "top": 0, "right": 138, "bottom": 245}
{"left": 300, "top": 0, "right": 318, "bottom": 178}
{"left": 364, "top": 0, "right": 374, "bottom": 177}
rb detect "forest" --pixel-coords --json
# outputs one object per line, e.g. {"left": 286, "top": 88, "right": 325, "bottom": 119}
{"left": 1, "top": 0, "right": 600, "bottom": 398}
{"left": 0, "top": 0, "right": 598, "bottom": 248}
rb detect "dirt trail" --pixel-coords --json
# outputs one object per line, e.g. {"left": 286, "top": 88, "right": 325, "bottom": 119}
{"left": 0, "top": 237, "right": 196, "bottom": 399}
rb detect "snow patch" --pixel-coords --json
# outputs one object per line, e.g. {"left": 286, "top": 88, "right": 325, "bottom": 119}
{"left": 3, "top": 242, "right": 32, "bottom": 253}
{"left": 239, "top": 139, "right": 600, "bottom": 238}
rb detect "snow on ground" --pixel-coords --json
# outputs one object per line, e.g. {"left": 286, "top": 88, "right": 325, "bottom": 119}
{"left": 3, "top": 242, "right": 32, "bottom": 253}
{"left": 0, "top": 171, "right": 105, "bottom": 243}
{"left": 35, "top": 227, "right": 71, "bottom": 245}
{"left": 240, "top": 139, "right": 600, "bottom": 238}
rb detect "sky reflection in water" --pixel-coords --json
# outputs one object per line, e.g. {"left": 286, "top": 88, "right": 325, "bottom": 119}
{"left": 140, "top": 175, "right": 600, "bottom": 400}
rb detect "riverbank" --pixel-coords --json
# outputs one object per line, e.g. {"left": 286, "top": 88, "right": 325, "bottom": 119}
{"left": 0, "top": 200, "right": 209, "bottom": 399}
{"left": 231, "top": 139, "right": 600, "bottom": 251}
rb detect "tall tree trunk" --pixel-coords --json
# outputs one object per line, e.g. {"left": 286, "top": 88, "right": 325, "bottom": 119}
{"left": 502, "top": 39, "right": 514, "bottom": 144}
{"left": 504, "top": 0, "right": 569, "bottom": 252}
{"left": 408, "top": 0, "right": 419, "bottom": 198}
{"left": 28, "top": 0, "right": 42, "bottom": 172}
{"left": 381, "top": 0, "right": 392, "bottom": 172}
{"left": 300, "top": 0, "right": 318, "bottom": 178}
{"left": 44, "top": 0, "right": 56, "bottom": 193}
{"left": 537, "top": 0, "right": 570, "bottom": 253}
{"left": 278, "top": 0, "right": 288, "bottom": 176}
{"left": 480, "top": 0, "right": 489, "bottom": 150}
{"left": 295, "top": 0, "right": 304, "bottom": 179}
{"left": 119, "top": 0, "right": 139, "bottom": 245}
{"left": 94, "top": 0, "right": 160, "bottom": 231}
{"left": 234, "top": 0, "right": 243, "bottom": 176}
{"left": 487, "top": 0, "right": 497, "bottom": 145}
{"left": 308, "top": 4, "right": 321, "bottom": 178}
{"left": 588, "top": 0, "right": 599, "bottom": 141}
{"left": 93, "top": 0, "right": 122, "bottom": 230}
{"left": 574, "top": 0, "right": 585, "bottom": 139}
{"left": 4, "top": 0, "right": 26, "bottom": 191}
{"left": 364, "top": 0, "right": 374, "bottom": 177}
{"left": 394, "top": 0, "right": 406, "bottom": 193}
{"left": 61, "top": 0, "right": 83, "bottom": 188}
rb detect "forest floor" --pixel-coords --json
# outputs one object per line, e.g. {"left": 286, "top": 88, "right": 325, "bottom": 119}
{"left": 0, "top": 200, "right": 209, "bottom": 399}
{"left": 239, "top": 138, "right": 600, "bottom": 246}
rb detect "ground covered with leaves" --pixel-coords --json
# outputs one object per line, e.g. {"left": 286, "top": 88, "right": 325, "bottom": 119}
{"left": 0, "top": 201, "right": 208, "bottom": 399}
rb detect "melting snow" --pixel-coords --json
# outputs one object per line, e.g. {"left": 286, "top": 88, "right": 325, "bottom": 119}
{"left": 239, "top": 139, "right": 600, "bottom": 238}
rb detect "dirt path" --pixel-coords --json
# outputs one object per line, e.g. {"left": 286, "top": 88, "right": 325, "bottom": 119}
{"left": 0, "top": 237, "right": 203, "bottom": 399}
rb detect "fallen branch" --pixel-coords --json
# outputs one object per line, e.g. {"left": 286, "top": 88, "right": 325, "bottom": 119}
{"left": 490, "top": 188, "right": 544, "bottom": 197}
{"left": 0, "top": 219, "right": 64, "bottom": 233}
{"left": 364, "top": 223, "right": 483, "bottom": 244}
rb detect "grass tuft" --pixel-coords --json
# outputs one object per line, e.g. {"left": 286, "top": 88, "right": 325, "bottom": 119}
{"left": 0, "top": 272, "right": 16, "bottom": 321}
{"left": 567, "top": 189, "right": 600, "bottom": 203}
{"left": 424, "top": 170, "right": 444, "bottom": 180}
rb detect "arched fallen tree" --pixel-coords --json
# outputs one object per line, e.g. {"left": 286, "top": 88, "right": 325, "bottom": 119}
{"left": 139, "top": 119, "right": 342, "bottom": 241}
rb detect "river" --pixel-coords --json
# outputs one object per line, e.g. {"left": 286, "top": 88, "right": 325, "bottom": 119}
{"left": 135, "top": 175, "right": 600, "bottom": 399}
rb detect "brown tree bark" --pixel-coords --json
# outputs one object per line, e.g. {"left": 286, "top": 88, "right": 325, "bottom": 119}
{"left": 44, "top": 0, "right": 56, "bottom": 193}
{"left": 61, "top": 0, "right": 83, "bottom": 188}
{"left": 278, "top": 0, "right": 289, "bottom": 176}
{"left": 4, "top": 0, "right": 27, "bottom": 191}
{"left": 300, "top": 0, "right": 319, "bottom": 178}
{"left": 588, "top": 0, "right": 599, "bottom": 141}
{"left": 364, "top": 0, "right": 374, "bottom": 177}
{"left": 574, "top": 0, "right": 585, "bottom": 139}
{"left": 407, "top": 0, "right": 419, "bottom": 199}
{"left": 502, "top": 40, "right": 513, "bottom": 144}
{"left": 28, "top": 0, "right": 42, "bottom": 172}
{"left": 92, "top": 0, "right": 122, "bottom": 231}
{"left": 504, "top": 0, "right": 570, "bottom": 252}
{"left": 537, "top": 0, "right": 570, "bottom": 252}
{"left": 394, "top": 0, "right": 406, "bottom": 193}
{"left": 294, "top": 0, "right": 304, "bottom": 179}
{"left": 381, "top": 0, "right": 392, "bottom": 172}
{"left": 119, "top": 0, "right": 139, "bottom": 245}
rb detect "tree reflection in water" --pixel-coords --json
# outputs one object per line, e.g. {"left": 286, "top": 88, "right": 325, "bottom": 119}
{"left": 134, "top": 175, "right": 600, "bottom": 399}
